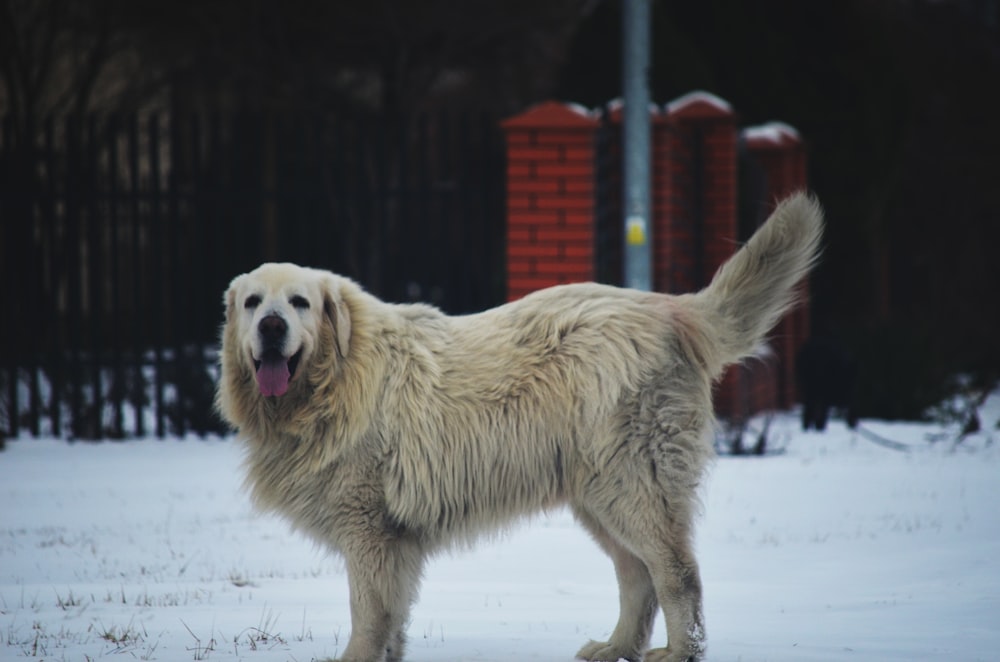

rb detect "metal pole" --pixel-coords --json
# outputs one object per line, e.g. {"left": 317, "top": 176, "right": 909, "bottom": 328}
{"left": 622, "top": 0, "right": 652, "bottom": 291}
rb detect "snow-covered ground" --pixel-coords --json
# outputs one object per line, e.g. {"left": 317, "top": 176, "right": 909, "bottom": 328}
{"left": 2, "top": 401, "right": 999, "bottom": 661}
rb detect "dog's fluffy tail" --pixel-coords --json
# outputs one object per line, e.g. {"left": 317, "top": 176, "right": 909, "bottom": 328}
{"left": 690, "top": 191, "right": 824, "bottom": 377}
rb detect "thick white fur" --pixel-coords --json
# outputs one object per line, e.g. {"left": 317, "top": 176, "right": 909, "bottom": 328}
{"left": 217, "top": 192, "right": 824, "bottom": 662}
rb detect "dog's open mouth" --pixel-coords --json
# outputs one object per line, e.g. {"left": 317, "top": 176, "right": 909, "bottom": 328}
{"left": 253, "top": 348, "right": 303, "bottom": 397}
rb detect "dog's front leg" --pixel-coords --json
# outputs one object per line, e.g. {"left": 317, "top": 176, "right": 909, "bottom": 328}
{"left": 337, "top": 540, "right": 424, "bottom": 662}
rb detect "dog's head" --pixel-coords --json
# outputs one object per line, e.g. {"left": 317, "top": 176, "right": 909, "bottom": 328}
{"left": 222, "top": 263, "right": 351, "bottom": 398}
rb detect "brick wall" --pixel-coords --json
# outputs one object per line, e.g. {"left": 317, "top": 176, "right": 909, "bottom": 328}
{"left": 743, "top": 122, "right": 810, "bottom": 409}
{"left": 660, "top": 92, "right": 739, "bottom": 292}
{"left": 657, "top": 93, "right": 748, "bottom": 422}
{"left": 501, "top": 97, "right": 810, "bottom": 423}
{"left": 501, "top": 102, "right": 598, "bottom": 302}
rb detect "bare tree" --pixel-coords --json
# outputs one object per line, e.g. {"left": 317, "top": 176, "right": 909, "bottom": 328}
{"left": 0, "top": 0, "right": 161, "bottom": 135}
{"left": 2, "top": 0, "right": 598, "bottom": 128}
{"left": 109, "top": 0, "right": 598, "bottom": 116}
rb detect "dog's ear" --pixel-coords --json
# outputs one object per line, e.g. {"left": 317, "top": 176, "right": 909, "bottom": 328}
{"left": 321, "top": 275, "right": 351, "bottom": 359}
{"left": 224, "top": 274, "right": 245, "bottom": 323}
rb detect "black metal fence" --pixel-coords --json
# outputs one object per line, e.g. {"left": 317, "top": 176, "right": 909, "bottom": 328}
{"left": 0, "top": 112, "right": 506, "bottom": 440}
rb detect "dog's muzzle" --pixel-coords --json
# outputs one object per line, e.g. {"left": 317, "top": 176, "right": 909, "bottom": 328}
{"left": 253, "top": 314, "right": 302, "bottom": 397}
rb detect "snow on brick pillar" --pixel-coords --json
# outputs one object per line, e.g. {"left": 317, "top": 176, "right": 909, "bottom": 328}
{"left": 663, "top": 91, "right": 745, "bottom": 422}
{"left": 502, "top": 102, "right": 599, "bottom": 302}
{"left": 743, "top": 122, "right": 810, "bottom": 410}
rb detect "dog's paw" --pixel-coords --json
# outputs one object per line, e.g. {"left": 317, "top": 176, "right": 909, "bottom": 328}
{"left": 320, "top": 652, "right": 385, "bottom": 662}
{"left": 576, "top": 639, "right": 641, "bottom": 662}
{"left": 642, "top": 646, "right": 703, "bottom": 662}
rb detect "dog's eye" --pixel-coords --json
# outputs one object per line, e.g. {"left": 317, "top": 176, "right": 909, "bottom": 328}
{"left": 290, "top": 295, "right": 310, "bottom": 310}
{"left": 244, "top": 295, "right": 262, "bottom": 310}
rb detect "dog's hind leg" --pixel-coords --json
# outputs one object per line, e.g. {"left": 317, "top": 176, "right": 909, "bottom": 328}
{"left": 639, "top": 530, "right": 706, "bottom": 662}
{"left": 573, "top": 507, "right": 657, "bottom": 662}
{"left": 579, "top": 471, "right": 707, "bottom": 662}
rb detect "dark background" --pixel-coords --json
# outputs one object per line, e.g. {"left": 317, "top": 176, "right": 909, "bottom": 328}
{"left": 2, "top": 0, "right": 998, "bottom": 429}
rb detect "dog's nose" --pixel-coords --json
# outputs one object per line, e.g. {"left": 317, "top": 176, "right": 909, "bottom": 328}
{"left": 258, "top": 314, "right": 288, "bottom": 350}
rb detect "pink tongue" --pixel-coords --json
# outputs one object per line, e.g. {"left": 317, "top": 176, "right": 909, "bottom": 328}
{"left": 256, "top": 357, "right": 290, "bottom": 397}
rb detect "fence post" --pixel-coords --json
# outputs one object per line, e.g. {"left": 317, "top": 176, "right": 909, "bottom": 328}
{"left": 663, "top": 91, "right": 739, "bottom": 287}
{"left": 663, "top": 92, "right": 749, "bottom": 422}
{"left": 501, "top": 101, "right": 599, "bottom": 301}
{"left": 650, "top": 110, "right": 674, "bottom": 294}
{"left": 742, "top": 122, "right": 810, "bottom": 410}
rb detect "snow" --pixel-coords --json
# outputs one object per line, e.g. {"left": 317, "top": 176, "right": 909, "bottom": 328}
{"left": 665, "top": 91, "right": 733, "bottom": 115}
{"left": 2, "top": 400, "right": 999, "bottom": 661}
{"left": 563, "top": 101, "right": 596, "bottom": 120}
{"left": 604, "top": 97, "right": 662, "bottom": 116}
{"left": 741, "top": 122, "right": 801, "bottom": 145}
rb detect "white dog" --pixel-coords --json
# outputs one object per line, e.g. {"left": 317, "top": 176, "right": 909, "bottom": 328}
{"left": 217, "top": 193, "right": 823, "bottom": 662}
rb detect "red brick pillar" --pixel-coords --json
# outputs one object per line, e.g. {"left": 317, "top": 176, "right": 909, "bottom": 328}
{"left": 661, "top": 92, "right": 739, "bottom": 294}
{"left": 742, "top": 122, "right": 807, "bottom": 199}
{"left": 743, "top": 123, "right": 810, "bottom": 410}
{"left": 650, "top": 111, "right": 675, "bottom": 293}
{"left": 502, "top": 102, "right": 599, "bottom": 301}
{"left": 663, "top": 92, "right": 747, "bottom": 422}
